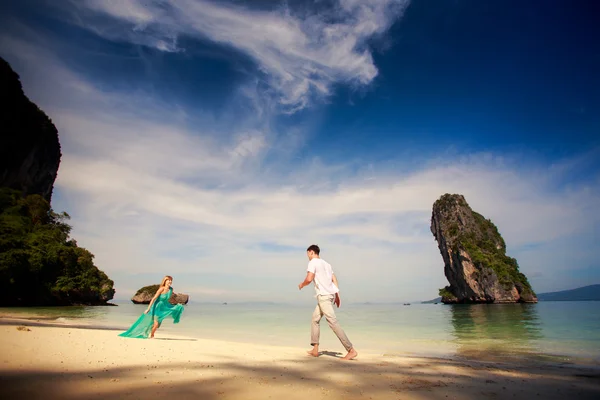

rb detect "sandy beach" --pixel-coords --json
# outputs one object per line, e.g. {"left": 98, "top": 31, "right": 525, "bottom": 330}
{"left": 0, "top": 320, "right": 599, "bottom": 400}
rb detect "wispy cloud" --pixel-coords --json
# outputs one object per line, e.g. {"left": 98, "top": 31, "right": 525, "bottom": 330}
{"left": 65, "top": 0, "right": 411, "bottom": 112}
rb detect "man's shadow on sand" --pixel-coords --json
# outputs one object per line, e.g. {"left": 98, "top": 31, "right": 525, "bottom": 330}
{"left": 318, "top": 351, "right": 344, "bottom": 358}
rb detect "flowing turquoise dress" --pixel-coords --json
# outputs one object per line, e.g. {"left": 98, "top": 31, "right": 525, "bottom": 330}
{"left": 119, "top": 288, "right": 184, "bottom": 338}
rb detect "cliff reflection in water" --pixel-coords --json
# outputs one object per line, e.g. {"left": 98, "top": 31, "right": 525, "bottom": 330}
{"left": 450, "top": 304, "right": 544, "bottom": 361}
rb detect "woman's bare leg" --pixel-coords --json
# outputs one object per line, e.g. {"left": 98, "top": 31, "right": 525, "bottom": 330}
{"left": 150, "top": 320, "right": 159, "bottom": 338}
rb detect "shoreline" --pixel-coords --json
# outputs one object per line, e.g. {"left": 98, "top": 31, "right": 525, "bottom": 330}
{"left": 1, "top": 322, "right": 599, "bottom": 399}
{"left": 2, "top": 314, "right": 599, "bottom": 369}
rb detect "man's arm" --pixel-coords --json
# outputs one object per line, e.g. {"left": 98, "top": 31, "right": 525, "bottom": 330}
{"left": 298, "top": 272, "right": 315, "bottom": 290}
{"left": 332, "top": 273, "right": 341, "bottom": 308}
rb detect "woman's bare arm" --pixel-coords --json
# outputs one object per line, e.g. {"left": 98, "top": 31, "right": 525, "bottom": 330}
{"left": 145, "top": 287, "right": 164, "bottom": 313}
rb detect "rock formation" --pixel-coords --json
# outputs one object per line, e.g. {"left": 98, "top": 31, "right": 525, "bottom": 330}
{"left": 131, "top": 285, "right": 190, "bottom": 305}
{"left": 0, "top": 57, "right": 61, "bottom": 203}
{"left": 169, "top": 292, "right": 190, "bottom": 305}
{"left": 0, "top": 58, "right": 114, "bottom": 306}
{"left": 431, "top": 194, "right": 537, "bottom": 304}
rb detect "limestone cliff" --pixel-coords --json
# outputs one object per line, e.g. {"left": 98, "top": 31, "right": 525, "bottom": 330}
{"left": 131, "top": 285, "right": 190, "bottom": 305}
{"left": 0, "top": 57, "right": 61, "bottom": 203}
{"left": 0, "top": 58, "right": 114, "bottom": 307}
{"left": 431, "top": 194, "right": 537, "bottom": 304}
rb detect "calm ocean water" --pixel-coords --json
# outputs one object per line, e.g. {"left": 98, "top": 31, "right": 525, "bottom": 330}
{"left": 2, "top": 301, "right": 599, "bottom": 364}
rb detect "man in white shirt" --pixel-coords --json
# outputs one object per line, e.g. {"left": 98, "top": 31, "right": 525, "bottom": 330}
{"left": 298, "top": 244, "right": 358, "bottom": 360}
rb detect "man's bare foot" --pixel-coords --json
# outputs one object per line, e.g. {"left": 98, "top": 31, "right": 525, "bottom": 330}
{"left": 341, "top": 348, "right": 358, "bottom": 360}
{"left": 306, "top": 350, "right": 319, "bottom": 357}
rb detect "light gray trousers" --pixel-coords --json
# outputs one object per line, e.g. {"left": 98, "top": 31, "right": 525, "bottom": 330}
{"left": 311, "top": 294, "right": 353, "bottom": 351}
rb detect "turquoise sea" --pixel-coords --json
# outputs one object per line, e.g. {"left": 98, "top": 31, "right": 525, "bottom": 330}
{"left": 2, "top": 301, "right": 599, "bottom": 365}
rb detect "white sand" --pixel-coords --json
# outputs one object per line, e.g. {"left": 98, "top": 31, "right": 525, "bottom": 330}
{"left": 1, "top": 322, "right": 599, "bottom": 399}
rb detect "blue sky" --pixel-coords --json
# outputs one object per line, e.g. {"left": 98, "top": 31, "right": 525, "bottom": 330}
{"left": 1, "top": 0, "right": 598, "bottom": 303}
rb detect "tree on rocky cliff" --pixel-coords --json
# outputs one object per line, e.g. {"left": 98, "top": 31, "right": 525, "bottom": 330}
{"left": 0, "top": 57, "right": 114, "bottom": 306}
{"left": 0, "top": 188, "right": 115, "bottom": 306}
{"left": 431, "top": 193, "right": 537, "bottom": 304}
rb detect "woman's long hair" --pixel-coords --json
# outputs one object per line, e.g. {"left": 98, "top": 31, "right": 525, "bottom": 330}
{"left": 159, "top": 275, "right": 173, "bottom": 288}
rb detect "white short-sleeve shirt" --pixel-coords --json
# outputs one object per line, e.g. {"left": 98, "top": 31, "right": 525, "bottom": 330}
{"left": 307, "top": 258, "right": 339, "bottom": 296}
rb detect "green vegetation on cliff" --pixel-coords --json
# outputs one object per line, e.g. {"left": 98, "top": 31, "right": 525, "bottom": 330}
{"left": 438, "top": 286, "right": 457, "bottom": 300}
{"left": 0, "top": 188, "right": 115, "bottom": 306}
{"left": 435, "top": 194, "right": 535, "bottom": 299}
{"left": 461, "top": 214, "right": 533, "bottom": 293}
{"left": 135, "top": 284, "right": 160, "bottom": 296}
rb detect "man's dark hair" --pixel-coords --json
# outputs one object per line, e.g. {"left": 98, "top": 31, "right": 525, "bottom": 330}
{"left": 306, "top": 244, "right": 320, "bottom": 255}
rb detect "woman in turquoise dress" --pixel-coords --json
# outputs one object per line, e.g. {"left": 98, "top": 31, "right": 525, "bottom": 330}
{"left": 119, "top": 275, "right": 184, "bottom": 339}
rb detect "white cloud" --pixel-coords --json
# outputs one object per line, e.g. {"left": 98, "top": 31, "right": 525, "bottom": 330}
{"left": 65, "top": 0, "right": 411, "bottom": 112}
{"left": 84, "top": 0, "right": 157, "bottom": 26}
{"left": 48, "top": 95, "right": 598, "bottom": 302}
